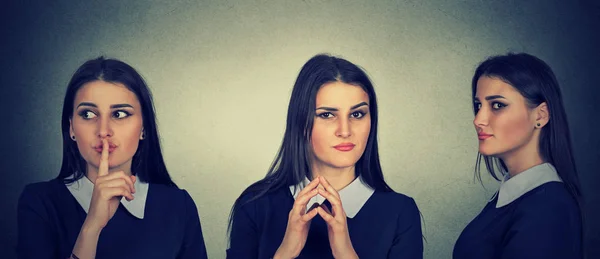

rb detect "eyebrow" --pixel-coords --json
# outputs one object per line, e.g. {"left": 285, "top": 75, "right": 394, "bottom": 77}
{"left": 76, "top": 102, "right": 134, "bottom": 109}
{"left": 473, "top": 95, "right": 506, "bottom": 101}
{"left": 316, "top": 102, "right": 369, "bottom": 111}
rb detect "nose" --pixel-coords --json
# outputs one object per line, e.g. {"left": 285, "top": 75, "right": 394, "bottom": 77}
{"left": 97, "top": 116, "right": 113, "bottom": 139}
{"left": 473, "top": 108, "right": 488, "bottom": 130}
{"left": 336, "top": 117, "right": 351, "bottom": 138}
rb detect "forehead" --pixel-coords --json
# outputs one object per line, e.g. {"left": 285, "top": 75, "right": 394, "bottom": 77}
{"left": 475, "top": 76, "right": 521, "bottom": 99}
{"left": 315, "top": 81, "right": 369, "bottom": 105}
{"left": 74, "top": 80, "right": 140, "bottom": 107}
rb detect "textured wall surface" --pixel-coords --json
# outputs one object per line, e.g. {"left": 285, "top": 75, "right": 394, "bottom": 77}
{"left": 1, "top": 1, "right": 599, "bottom": 258}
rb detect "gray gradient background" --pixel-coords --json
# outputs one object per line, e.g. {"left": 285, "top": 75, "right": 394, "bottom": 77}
{"left": 1, "top": 0, "right": 599, "bottom": 258}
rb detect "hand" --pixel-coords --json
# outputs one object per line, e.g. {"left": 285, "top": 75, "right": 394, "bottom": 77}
{"left": 83, "top": 139, "right": 136, "bottom": 232}
{"left": 316, "top": 176, "right": 358, "bottom": 259}
{"left": 274, "top": 177, "right": 321, "bottom": 259}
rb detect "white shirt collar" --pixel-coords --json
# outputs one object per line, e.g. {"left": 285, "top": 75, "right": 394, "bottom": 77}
{"left": 496, "top": 163, "right": 562, "bottom": 208}
{"left": 65, "top": 174, "right": 149, "bottom": 219}
{"left": 289, "top": 176, "right": 375, "bottom": 218}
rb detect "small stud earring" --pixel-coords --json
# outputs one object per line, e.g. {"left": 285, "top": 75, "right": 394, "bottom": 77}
{"left": 71, "top": 135, "right": 76, "bottom": 140}
{"left": 536, "top": 123, "right": 541, "bottom": 128}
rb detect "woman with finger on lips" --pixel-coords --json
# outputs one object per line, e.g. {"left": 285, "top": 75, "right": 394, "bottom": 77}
{"left": 17, "top": 57, "right": 208, "bottom": 259}
{"left": 227, "top": 54, "right": 423, "bottom": 259}
{"left": 453, "top": 53, "right": 583, "bottom": 259}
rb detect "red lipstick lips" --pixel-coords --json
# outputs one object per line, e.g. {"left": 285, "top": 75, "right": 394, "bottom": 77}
{"left": 334, "top": 143, "right": 355, "bottom": 151}
{"left": 477, "top": 133, "right": 492, "bottom": 140}
{"left": 94, "top": 142, "right": 117, "bottom": 153}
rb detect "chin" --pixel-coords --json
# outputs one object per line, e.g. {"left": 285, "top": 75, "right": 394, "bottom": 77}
{"left": 479, "top": 147, "right": 508, "bottom": 158}
{"left": 478, "top": 147, "right": 497, "bottom": 157}
{"left": 330, "top": 159, "right": 359, "bottom": 169}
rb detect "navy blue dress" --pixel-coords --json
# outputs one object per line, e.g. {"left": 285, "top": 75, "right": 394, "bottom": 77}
{"left": 227, "top": 186, "right": 423, "bottom": 259}
{"left": 453, "top": 182, "right": 582, "bottom": 259}
{"left": 17, "top": 178, "right": 208, "bottom": 259}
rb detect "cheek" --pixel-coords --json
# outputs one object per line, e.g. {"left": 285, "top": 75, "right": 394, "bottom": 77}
{"left": 352, "top": 117, "right": 371, "bottom": 148}
{"left": 495, "top": 112, "right": 532, "bottom": 142}
{"left": 116, "top": 120, "right": 143, "bottom": 155}
{"left": 356, "top": 120, "right": 371, "bottom": 142}
{"left": 72, "top": 122, "right": 94, "bottom": 145}
{"left": 311, "top": 123, "right": 329, "bottom": 154}
{"left": 124, "top": 127, "right": 142, "bottom": 149}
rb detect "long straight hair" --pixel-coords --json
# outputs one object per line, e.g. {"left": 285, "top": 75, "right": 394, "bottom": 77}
{"left": 57, "top": 57, "right": 176, "bottom": 187}
{"left": 472, "top": 53, "right": 583, "bottom": 236}
{"left": 228, "top": 54, "right": 392, "bottom": 235}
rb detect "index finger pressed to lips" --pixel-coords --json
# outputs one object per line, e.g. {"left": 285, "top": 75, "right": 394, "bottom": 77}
{"left": 98, "top": 139, "right": 109, "bottom": 176}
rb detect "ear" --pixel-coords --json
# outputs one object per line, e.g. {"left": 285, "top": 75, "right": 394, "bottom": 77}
{"left": 69, "top": 117, "right": 76, "bottom": 141}
{"left": 140, "top": 128, "right": 145, "bottom": 140}
{"left": 534, "top": 102, "right": 549, "bottom": 129}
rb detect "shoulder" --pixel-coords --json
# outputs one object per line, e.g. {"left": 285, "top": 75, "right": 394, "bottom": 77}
{"left": 365, "top": 191, "right": 421, "bottom": 225}
{"left": 372, "top": 190, "right": 419, "bottom": 211}
{"left": 149, "top": 183, "right": 188, "bottom": 196}
{"left": 148, "top": 183, "right": 198, "bottom": 210}
{"left": 512, "top": 182, "right": 580, "bottom": 225}
{"left": 517, "top": 182, "right": 579, "bottom": 213}
{"left": 18, "top": 178, "right": 69, "bottom": 219}
{"left": 238, "top": 185, "right": 290, "bottom": 206}
{"left": 502, "top": 182, "right": 582, "bottom": 256}
{"left": 233, "top": 185, "right": 291, "bottom": 219}
{"left": 19, "top": 178, "right": 65, "bottom": 203}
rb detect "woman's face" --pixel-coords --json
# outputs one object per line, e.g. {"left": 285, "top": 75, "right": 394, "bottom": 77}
{"left": 69, "top": 80, "right": 144, "bottom": 174}
{"left": 473, "top": 76, "right": 544, "bottom": 159}
{"left": 310, "top": 81, "right": 371, "bottom": 171}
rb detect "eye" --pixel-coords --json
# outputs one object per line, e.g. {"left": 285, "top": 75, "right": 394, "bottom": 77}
{"left": 317, "top": 112, "right": 334, "bottom": 119}
{"left": 492, "top": 102, "right": 506, "bottom": 110}
{"left": 350, "top": 111, "right": 365, "bottom": 119}
{"left": 113, "top": 110, "right": 131, "bottom": 119}
{"left": 78, "top": 110, "right": 97, "bottom": 120}
{"left": 473, "top": 102, "right": 481, "bottom": 113}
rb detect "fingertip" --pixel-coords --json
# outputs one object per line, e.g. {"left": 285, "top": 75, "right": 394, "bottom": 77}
{"left": 306, "top": 208, "right": 318, "bottom": 219}
{"left": 317, "top": 188, "right": 326, "bottom": 196}
{"left": 316, "top": 207, "right": 326, "bottom": 218}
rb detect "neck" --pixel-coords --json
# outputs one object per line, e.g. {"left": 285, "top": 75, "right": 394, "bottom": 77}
{"left": 85, "top": 163, "right": 132, "bottom": 184}
{"left": 311, "top": 164, "right": 356, "bottom": 191}
{"left": 500, "top": 140, "right": 544, "bottom": 178}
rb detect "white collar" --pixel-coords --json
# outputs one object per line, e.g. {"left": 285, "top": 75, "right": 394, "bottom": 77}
{"left": 496, "top": 163, "right": 562, "bottom": 208}
{"left": 289, "top": 176, "right": 375, "bottom": 218}
{"left": 65, "top": 174, "right": 149, "bottom": 219}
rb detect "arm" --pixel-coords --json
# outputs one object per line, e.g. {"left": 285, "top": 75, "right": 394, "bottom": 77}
{"left": 226, "top": 198, "right": 259, "bottom": 259}
{"left": 73, "top": 139, "right": 135, "bottom": 259}
{"left": 177, "top": 190, "right": 208, "bottom": 259}
{"left": 17, "top": 184, "right": 60, "bottom": 259}
{"left": 227, "top": 178, "right": 321, "bottom": 259}
{"left": 500, "top": 197, "right": 582, "bottom": 259}
{"left": 387, "top": 197, "right": 424, "bottom": 259}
